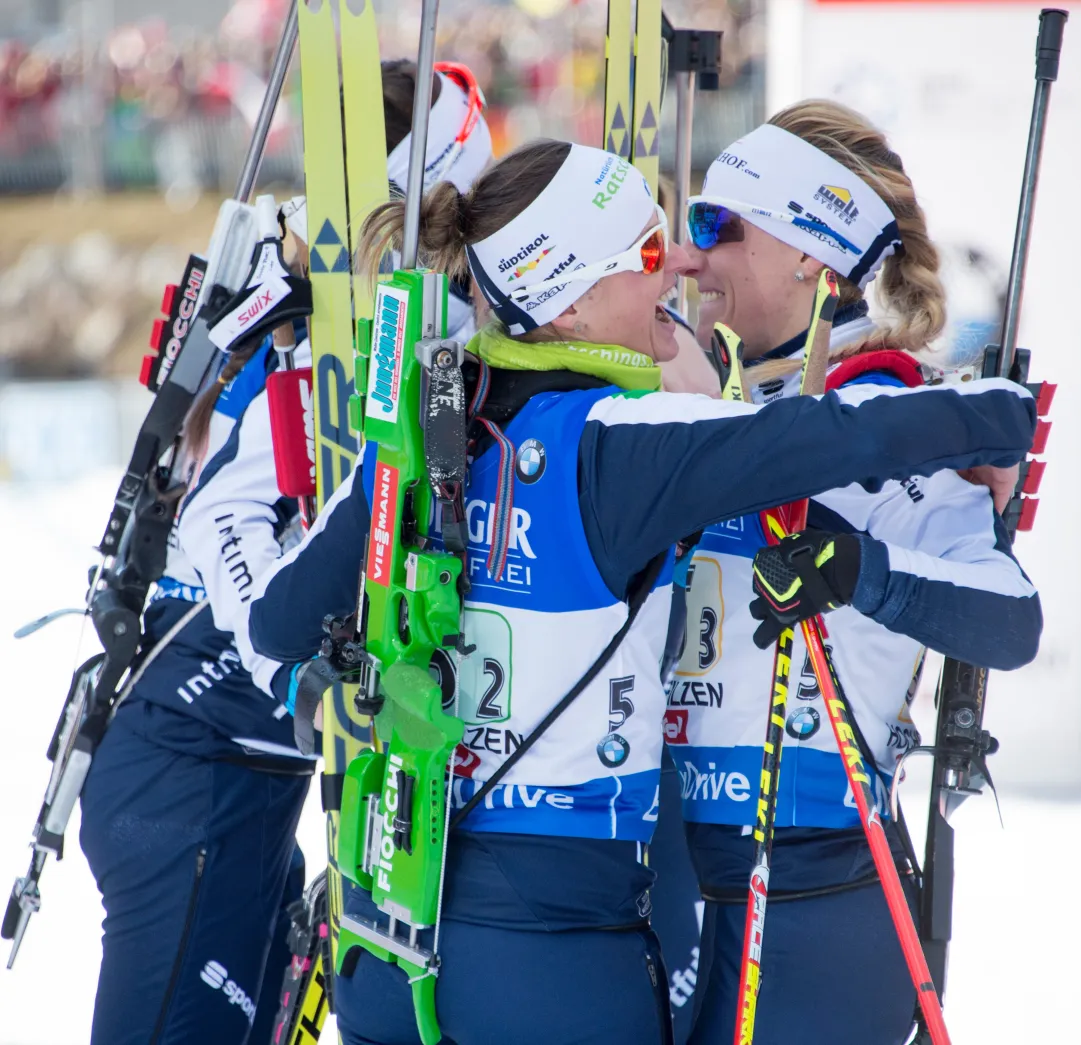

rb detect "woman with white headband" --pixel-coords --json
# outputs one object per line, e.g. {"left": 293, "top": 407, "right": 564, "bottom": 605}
{"left": 674, "top": 101, "right": 1042, "bottom": 1045}
{"left": 75, "top": 59, "right": 491, "bottom": 1045}
{"left": 247, "top": 138, "right": 1036, "bottom": 1045}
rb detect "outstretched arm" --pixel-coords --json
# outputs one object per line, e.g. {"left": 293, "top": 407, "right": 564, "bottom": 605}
{"left": 579, "top": 377, "right": 1036, "bottom": 599}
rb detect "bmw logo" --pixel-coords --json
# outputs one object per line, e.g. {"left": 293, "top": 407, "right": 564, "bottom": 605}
{"left": 515, "top": 439, "right": 546, "bottom": 484}
{"left": 786, "top": 706, "right": 821, "bottom": 741}
{"left": 597, "top": 733, "right": 631, "bottom": 768}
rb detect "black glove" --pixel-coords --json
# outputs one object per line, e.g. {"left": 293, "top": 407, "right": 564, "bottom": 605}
{"left": 749, "top": 529, "right": 861, "bottom": 649}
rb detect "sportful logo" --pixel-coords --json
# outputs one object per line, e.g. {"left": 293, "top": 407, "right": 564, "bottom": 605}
{"left": 366, "top": 462, "right": 400, "bottom": 586}
{"left": 813, "top": 184, "right": 860, "bottom": 225}
{"left": 367, "top": 287, "right": 407, "bottom": 422}
{"left": 199, "top": 960, "right": 256, "bottom": 1025}
{"left": 157, "top": 264, "right": 204, "bottom": 383}
{"left": 498, "top": 235, "right": 551, "bottom": 277}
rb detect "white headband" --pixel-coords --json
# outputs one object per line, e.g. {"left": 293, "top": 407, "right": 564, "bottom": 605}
{"left": 702, "top": 124, "right": 903, "bottom": 289}
{"left": 386, "top": 72, "right": 493, "bottom": 196}
{"left": 466, "top": 144, "right": 656, "bottom": 333}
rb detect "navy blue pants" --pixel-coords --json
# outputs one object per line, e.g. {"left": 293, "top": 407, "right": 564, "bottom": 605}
{"left": 335, "top": 889, "right": 672, "bottom": 1045}
{"left": 649, "top": 756, "right": 704, "bottom": 1045}
{"left": 79, "top": 701, "right": 310, "bottom": 1045}
{"left": 688, "top": 879, "right": 918, "bottom": 1045}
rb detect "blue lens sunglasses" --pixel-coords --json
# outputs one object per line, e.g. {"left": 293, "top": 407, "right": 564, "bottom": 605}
{"left": 686, "top": 195, "right": 863, "bottom": 256}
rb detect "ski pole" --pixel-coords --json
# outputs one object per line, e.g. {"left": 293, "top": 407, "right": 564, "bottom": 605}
{"left": 663, "top": 17, "right": 721, "bottom": 316}
{"left": 400, "top": 0, "right": 441, "bottom": 269}
{"left": 801, "top": 614, "right": 951, "bottom": 1045}
{"left": 997, "top": 8, "right": 1068, "bottom": 374}
{"left": 235, "top": 0, "right": 299, "bottom": 203}
{"left": 730, "top": 270, "right": 837, "bottom": 1045}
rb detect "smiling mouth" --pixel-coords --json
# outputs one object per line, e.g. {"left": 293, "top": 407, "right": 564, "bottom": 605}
{"left": 654, "top": 302, "right": 673, "bottom": 323}
{"left": 699, "top": 290, "right": 723, "bottom": 303}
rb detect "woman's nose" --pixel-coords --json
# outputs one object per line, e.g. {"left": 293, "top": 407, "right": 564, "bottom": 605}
{"left": 666, "top": 240, "right": 693, "bottom": 276}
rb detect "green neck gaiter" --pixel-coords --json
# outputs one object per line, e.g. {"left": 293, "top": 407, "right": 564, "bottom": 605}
{"left": 469, "top": 325, "right": 662, "bottom": 392}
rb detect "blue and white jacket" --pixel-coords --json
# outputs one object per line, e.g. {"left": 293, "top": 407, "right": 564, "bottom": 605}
{"left": 250, "top": 350, "right": 1036, "bottom": 824}
{"left": 674, "top": 312, "right": 1041, "bottom": 856}
{"left": 130, "top": 338, "right": 314, "bottom": 767}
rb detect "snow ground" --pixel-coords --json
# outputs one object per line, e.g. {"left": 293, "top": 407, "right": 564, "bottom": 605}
{"left": 0, "top": 472, "right": 1077, "bottom": 1044}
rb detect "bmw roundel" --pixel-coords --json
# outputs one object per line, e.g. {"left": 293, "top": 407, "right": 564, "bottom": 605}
{"left": 786, "top": 706, "right": 821, "bottom": 741}
{"left": 597, "top": 733, "right": 631, "bottom": 768}
{"left": 515, "top": 439, "right": 546, "bottom": 484}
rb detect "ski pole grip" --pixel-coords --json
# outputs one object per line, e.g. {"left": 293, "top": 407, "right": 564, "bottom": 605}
{"left": 1036, "top": 9, "right": 1068, "bottom": 82}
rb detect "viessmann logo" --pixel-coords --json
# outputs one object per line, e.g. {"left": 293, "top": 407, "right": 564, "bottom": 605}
{"left": 199, "top": 960, "right": 256, "bottom": 1025}
{"left": 366, "top": 461, "right": 400, "bottom": 586}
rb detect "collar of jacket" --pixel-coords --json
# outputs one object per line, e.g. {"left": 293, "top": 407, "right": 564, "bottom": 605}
{"left": 754, "top": 300, "right": 872, "bottom": 364}
{"left": 468, "top": 323, "right": 663, "bottom": 392}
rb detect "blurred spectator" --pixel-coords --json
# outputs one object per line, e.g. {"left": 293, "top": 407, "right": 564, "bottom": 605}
{"left": 0, "top": 0, "right": 764, "bottom": 194}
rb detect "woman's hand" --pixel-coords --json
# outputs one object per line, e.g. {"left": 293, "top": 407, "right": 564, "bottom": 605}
{"left": 957, "top": 464, "right": 1019, "bottom": 515}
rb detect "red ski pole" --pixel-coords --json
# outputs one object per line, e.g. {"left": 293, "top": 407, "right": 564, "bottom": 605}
{"left": 802, "top": 614, "right": 951, "bottom": 1045}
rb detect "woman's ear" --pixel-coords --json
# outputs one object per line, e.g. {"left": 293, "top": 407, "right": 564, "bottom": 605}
{"left": 797, "top": 253, "right": 825, "bottom": 282}
{"left": 548, "top": 301, "right": 582, "bottom": 337}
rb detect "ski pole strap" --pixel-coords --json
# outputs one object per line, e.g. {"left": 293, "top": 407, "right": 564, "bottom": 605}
{"left": 703, "top": 868, "right": 912, "bottom": 905}
{"left": 450, "top": 550, "right": 668, "bottom": 830}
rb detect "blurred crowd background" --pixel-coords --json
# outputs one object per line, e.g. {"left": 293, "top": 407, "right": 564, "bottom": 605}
{"left": 0, "top": 0, "right": 764, "bottom": 384}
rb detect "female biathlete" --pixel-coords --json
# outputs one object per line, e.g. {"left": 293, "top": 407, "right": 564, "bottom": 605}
{"left": 77, "top": 59, "right": 492, "bottom": 1045}
{"left": 673, "top": 101, "right": 1042, "bottom": 1045}
{"left": 247, "top": 138, "right": 1036, "bottom": 1045}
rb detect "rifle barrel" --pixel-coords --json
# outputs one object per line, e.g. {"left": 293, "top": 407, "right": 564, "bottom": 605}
{"left": 401, "top": 0, "right": 442, "bottom": 270}
{"left": 998, "top": 8, "right": 1068, "bottom": 375}
{"left": 234, "top": 0, "right": 299, "bottom": 203}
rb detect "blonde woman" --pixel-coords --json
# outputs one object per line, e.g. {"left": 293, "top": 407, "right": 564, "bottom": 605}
{"left": 675, "top": 101, "right": 1041, "bottom": 1045}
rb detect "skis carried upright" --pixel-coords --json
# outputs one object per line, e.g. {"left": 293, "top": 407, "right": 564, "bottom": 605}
{"left": 603, "top": 0, "right": 661, "bottom": 195}
{"left": 630, "top": 0, "right": 662, "bottom": 195}
{"left": 269, "top": 2, "right": 388, "bottom": 1042}
{"left": 295, "top": 0, "right": 388, "bottom": 998}
{"left": 603, "top": 0, "right": 634, "bottom": 161}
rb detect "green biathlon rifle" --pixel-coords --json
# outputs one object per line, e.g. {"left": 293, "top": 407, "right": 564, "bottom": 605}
{"left": 320, "top": 2, "right": 467, "bottom": 1042}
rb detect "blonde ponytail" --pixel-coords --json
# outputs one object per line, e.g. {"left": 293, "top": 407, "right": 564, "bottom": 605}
{"left": 768, "top": 99, "right": 947, "bottom": 356}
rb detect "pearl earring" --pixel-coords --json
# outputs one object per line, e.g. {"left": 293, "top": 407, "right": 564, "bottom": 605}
{"left": 794, "top": 271, "right": 806, "bottom": 282}
{"left": 574, "top": 322, "right": 585, "bottom": 334}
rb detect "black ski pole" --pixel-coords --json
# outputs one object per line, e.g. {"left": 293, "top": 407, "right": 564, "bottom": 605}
{"left": 662, "top": 14, "right": 721, "bottom": 316}
{"left": 915, "top": 10, "right": 1066, "bottom": 1040}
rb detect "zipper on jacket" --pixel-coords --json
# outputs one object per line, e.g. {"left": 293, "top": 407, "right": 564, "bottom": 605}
{"left": 150, "top": 847, "right": 207, "bottom": 1045}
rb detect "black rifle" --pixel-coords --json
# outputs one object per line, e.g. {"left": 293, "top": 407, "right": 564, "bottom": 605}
{"left": 0, "top": 0, "right": 302, "bottom": 968}
{"left": 913, "top": 10, "right": 1067, "bottom": 1039}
